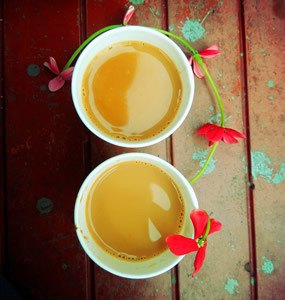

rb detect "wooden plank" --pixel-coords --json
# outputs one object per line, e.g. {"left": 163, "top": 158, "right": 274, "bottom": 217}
{"left": 4, "top": 1, "right": 90, "bottom": 298}
{"left": 168, "top": 0, "right": 251, "bottom": 298}
{"left": 86, "top": 1, "right": 174, "bottom": 299}
{"left": 0, "top": 0, "right": 5, "bottom": 274}
{"left": 243, "top": 0, "right": 285, "bottom": 298}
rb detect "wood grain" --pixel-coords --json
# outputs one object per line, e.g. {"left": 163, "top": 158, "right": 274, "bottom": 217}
{"left": 4, "top": 1, "right": 89, "bottom": 298}
{"left": 243, "top": 0, "right": 285, "bottom": 298}
{"left": 168, "top": 1, "right": 251, "bottom": 298}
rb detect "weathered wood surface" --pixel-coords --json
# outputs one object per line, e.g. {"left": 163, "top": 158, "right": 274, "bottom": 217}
{"left": 1, "top": 0, "right": 284, "bottom": 299}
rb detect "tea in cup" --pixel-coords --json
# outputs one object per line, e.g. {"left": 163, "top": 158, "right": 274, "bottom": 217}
{"left": 74, "top": 153, "right": 198, "bottom": 278}
{"left": 72, "top": 26, "right": 195, "bottom": 147}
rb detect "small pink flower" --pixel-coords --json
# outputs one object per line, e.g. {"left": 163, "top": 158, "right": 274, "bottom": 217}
{"left": 123, "top": 5, "right": 135, "bottom": 26}
{"left": 43, "top": 57, "right": 74, "bottom": 92}
{"left": 189, "top": 45, "right": 220, "bottom": 78}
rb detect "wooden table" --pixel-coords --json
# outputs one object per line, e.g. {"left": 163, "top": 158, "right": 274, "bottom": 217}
{"left": 1, "top": 0, "right": 284, "bottom": 299}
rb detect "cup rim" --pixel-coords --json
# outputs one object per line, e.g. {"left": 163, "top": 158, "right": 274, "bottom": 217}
{"left": 74, "top": 153, "right": 199, "bottom": 279}
{"left": 71, "top": 25, "right": 195, "bottom": 148}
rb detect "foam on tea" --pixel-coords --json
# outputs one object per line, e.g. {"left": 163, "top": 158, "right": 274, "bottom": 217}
{"left": 82, "top": 41, "right": 183, "bottom": 141}
{"left": 85, "top": 161, "right": 184, "bottom": 261}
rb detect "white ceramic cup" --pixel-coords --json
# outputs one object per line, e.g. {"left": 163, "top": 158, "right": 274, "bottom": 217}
{"left": 71, "top": 26, "right": 195, "bottom": 148}
{"left": 74, "top": 153, "right": 199, "bottom": 279}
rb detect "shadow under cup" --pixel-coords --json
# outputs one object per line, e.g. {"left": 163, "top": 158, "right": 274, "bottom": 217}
{"left": 71, "top": 26, "right": 195, "bottom": 148}
{"left": 74, "top": 153, "right": 199, "bottom": 279}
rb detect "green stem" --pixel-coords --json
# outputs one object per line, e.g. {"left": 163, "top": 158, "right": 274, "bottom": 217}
{"left": 61, "top": 24, "right": 225, "bottom": 186}
{"left": 151, "top": 28, "right": 196, "bottom": 54}
{"left": 201, "top": 217, "right": 211, "bottom": 241}
{"left": 189, "top": 142, "right": 218, "bottom": 184}
{"left": 63, "top": 24, "right": 123, "bottom": 70}
{"left": 193, "top": 54, "right": 225, "bottom": 127}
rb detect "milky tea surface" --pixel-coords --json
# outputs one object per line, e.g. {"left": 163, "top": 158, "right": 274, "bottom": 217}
{"left": 85, "top": 161, "right": 184, "bottom": 261}
{"left": 82, "top": 41, "right": 183, "bottom": 141}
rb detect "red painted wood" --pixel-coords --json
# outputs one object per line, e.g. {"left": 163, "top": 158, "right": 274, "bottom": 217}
{"left": 3, "top": 0, "right": 282, "bottom": 299}
{"left": 85, "top": 1, "right": 173, "bottom": 299}
{"left": 4, "top": 0, "right": 89, "bottom": 298}
{"left": 168, "top": 0, "right": 251, "bottom": 298}
{"left": 243, "top": 0, "right": 285, "bottom": 298}
{"left": 0, "top": 0, "right": 5, "bottom": 274}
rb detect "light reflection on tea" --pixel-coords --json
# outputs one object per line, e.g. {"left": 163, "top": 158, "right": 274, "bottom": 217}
{"left": 85, "top": 161, "right": 184, "bottom": 261}
{"left": 82, "top": 41, "right": 183, "bottom": 141}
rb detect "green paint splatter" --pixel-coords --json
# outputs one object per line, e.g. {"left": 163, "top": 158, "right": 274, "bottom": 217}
{"left": 208, "top": 105, "right": 214, "bottom": 112}
{"left": 261, "top": 256, "right": 274, "bottom": 274}
{"left": 149, "top": 7, "right": 160, "bottom": 17}
{"left": 27, "top": 64, "right": 40, "bottom": 77}
{"left": 182, "top": 18, "right": 205, "bottom": 42}
{"left": 168, "top": 24, "right": 175, "bottom": 32}
{"left": 224, "top": 278, "right": 239, "bottom": 295}
{"left": 268, "top": 96, "right": 275, "bottom": 101}
{"left": 208, "top": 113, "right": 231, "bottom": 124}
{"left": 171, "top": 276, "right": 177, "bottom": 285}
{"left": 129, "top": 0, "right": 144, "bottom": 5}
{"left": 251, "top": 151, "right": 285, "bottom": 184}
{"left": 272, "top": 162, "right": 285, "bottom": 184}
{"left": 40, "top": 84, "right": 47, "bottom": 92}
{"left": 267, "top": 80, "right": 275, "bottom": 88}
{"left": 261, "top": 48, "right": 267, "bottom": 56}
{"left": 192, "top": 150, "right": 216, "bottom": 174}
{"left": 240, "top": 52, "right": 244, "bottom": 56}
{"left": 250, "top": 277, "right": 255, "bottom": 286}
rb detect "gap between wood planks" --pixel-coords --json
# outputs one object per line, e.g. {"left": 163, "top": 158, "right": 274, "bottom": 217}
{"left": 238, "top": 1, "right": 258, "bottom": 299}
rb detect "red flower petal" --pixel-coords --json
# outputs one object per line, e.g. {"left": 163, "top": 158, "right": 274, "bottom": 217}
{"left": 208, "top": 218, "right": 222, "bottom": 235}
{"left": 192, "top": 244, "right": 207, "bottom": 277}
{"left": 197, "top": 123, "right": 215, "bottom": 135}
{"left": 48, "top": 76, "right": 65, "bottom": 92}
{"left": 190, "top": 209, "right": 209, "bottom": 239}
{"left": 199, "top": 45, "right": 220, "bottom": 58}
{"left": 226, "top": 128, "right": 246, "bottom": 139}
{"left": 222, "top": 131, "right": 238, "bottom": 144}
{"left": 44, "top": 57, "right": 60, "bottom": 74}
{"left": 60, "top": 67, "right": 74, "bottom": 81}
{"left": 123, "top": 5, "right": 135, "bottom": 25}
{"left": 166, "top": 235, "right": 199, "bottom": 255}
{"left": 206, "top": 126, "right": 224, "bottom": 142}
{"left": 193, "top": 60, "right": 205, "bottom": 78}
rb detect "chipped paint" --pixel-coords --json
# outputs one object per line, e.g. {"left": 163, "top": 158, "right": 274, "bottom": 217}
{"left": 182, "top": 18, "right": 205, "bottom": 42}
{"left": 267, "top": 80, "right": 275, "bottom": 88}
{"left": 251, "top": 151, "right": 285, "bottom": 184}
{"left": 261, "top": 256, "right": 274, "bottom": 274}
{"left": 27, "top": 64, "right": 40, "bottom": 77}
{"left": 192, "top": 150, "right": 216, "bottom": 174}
{"left": 129, "top": 0, "right": 144, "bottom": 5}
{"left": 208, "top": 113, "right": 231, "bottom": 124}
{"left": 40, "top": 84, "right": 47, "bottom": 92}
{"left": 224, "top": 278, "right": 239, "bottom": 295}
{"left": 149, "top": 7, "right": 160, "bottom": 17}
{"left": 168, "top": 24, "right": 175, "bottom": 32}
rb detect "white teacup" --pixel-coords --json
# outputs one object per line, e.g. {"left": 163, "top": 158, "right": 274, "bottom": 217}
{"left": 71, "top": 26, "right": 195, "bottom": 148}
{"left": 74, "top": 153, "right": 198, "bottom": 279}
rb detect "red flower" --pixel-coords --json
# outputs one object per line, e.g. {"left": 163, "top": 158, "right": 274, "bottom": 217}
{"left": 43, "top": 57, "right": 74, "bottom": 92}
{"left": 197, "top": 123, "right": 246, "bottom": 146}
{"left": 189, "top": 45, "right": 220, "bottom": 78}
{"left": 166, "top": 209, "right": 222, "bottom": 277}
{"left": 123, "top": 5, "right": 135, "bottom": 26}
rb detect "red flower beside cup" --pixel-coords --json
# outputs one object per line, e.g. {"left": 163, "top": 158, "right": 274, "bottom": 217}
{"left": 166, "top": 209, "right": 222, "bottom": 277}
{"left": 197, "top": 123, "right": 246, "bottom": 146}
